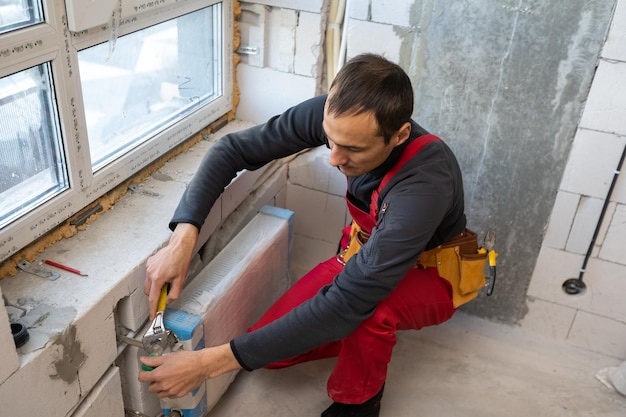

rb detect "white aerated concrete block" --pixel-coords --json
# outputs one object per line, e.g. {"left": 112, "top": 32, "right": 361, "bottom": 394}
{"left": 292, "top": 233, "right": 338, "bottom": 281}
{"left": 222, "top": 167, "right": 269, "bottom": 219}
{"left": 116, "top": 340, "right": 161, "bottom": 417}
{"left": 71, "top": 366, "right": 124, "bottom": 417}
{"left": 542, "top": 191, "right": 579, "bottom": 250}
{"left": 565, "top": 196, "right": 603, "bottom": 255}
{"left": 286, "top": 183, "right": 347, "bottom": 244}
{"left": 371, "top": 0, "right": 413, "bottom": 26}
{"left": 568, "top": 311, "right": 626, "bottom": 358}
{"left": 580, "top": 258, "right": 626, "bottom": 320}
{"left": 0, "top": 286, "right": 19, "bottom": 385}
{"left": 0, "top": 329, "right": 82, "bottom": 416}
{"left": 74, "top": 295, "right": 120, "bottom": 400}
{"left": 288, "top": 147, "right": 346, "bottom": 195}
{"left": 201, "top": 165, "right": 288, "bottom": 263}
{"left": 115, "top": 267, "right": 150, "bottom": 335}
{"left": 579, "top": 61, "right": 626, "bottom": 136}
{"left": 599, "top": 203, "right": 626, "bottom": 263}
{"left": 267, "top": 8, "right": 297, "bottom": 72}
{"left": 527, "top": 246, "right": 584, "bottom": 303}
{"left": 520, "top": 297, "right": 577, "bottom": 341}
{"left": 235, "top": 64, "right": 317, "bottom": 124}
{"left": 295, "top": 11, "right": 322, "bottom": 77}
{"left": 602, "top": 0, "right": 626, "bottom": 61}
{"left": 346, "top": 20, "right": 402, "bottom": 63}
{"left": 559, "top": 129, "right": 626, "bottom": 198}
{"left": 350, "top": 0, "right": 370, "bottom": 20}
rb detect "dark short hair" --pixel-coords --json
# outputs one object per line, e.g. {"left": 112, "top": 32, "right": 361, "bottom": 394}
{"left": 328, "top": 54, "right": 414, "bottom": 144}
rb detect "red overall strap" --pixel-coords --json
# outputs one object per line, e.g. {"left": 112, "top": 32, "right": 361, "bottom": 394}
{"left": 369, "top": 134, "right": 440, "bottom": 223}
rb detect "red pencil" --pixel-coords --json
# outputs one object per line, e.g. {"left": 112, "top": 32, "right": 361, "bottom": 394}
{"left": 44, "top": 259, "right": 88, "bottom": 276}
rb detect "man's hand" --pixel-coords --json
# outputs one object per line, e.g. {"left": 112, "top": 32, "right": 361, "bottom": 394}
{"left": 145, "top": 223, "right": 199, "bottom": 319}
{"left": 138, "top": 344, "right": 242, "bottom": 399}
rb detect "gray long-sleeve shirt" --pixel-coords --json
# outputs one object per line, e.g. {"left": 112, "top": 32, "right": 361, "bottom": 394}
{"left": 170, "top": 94, "right": 466, "bottom": 370}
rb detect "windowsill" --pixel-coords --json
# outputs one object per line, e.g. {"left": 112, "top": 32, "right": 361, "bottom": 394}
{"left": 0, "top": 120, "right": 274, "bottom": 410}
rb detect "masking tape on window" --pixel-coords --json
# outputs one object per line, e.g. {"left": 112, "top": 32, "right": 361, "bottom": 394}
{"left": 106, "top": 0, "right": 122, "bottom": 61}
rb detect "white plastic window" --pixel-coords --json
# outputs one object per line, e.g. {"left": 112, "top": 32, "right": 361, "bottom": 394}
{"left": 0, "top": 64, "right": 68, "bottom": 229}
{"left": 0, "top": 0, "right": 232, "bottom": 262}
{"left": 0, "top": 0, "right": 44, "bottom": 35}
{"left": 79, "top": 7, "right": 222, "bottom": 170}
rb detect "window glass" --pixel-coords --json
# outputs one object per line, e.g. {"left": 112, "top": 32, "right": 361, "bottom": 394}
{"left": 0, "top": 64, "right": 68, "bottom": 228}
{"left": 78, "top": 5, "right": 222, "bottom": 171}
{"left": 0, "top": 0, "right": 44, "bottom": 35}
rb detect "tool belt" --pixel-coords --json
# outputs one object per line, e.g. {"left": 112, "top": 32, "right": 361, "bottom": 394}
{"left": 337, "top": 223, "right": 487, "bottom": 308}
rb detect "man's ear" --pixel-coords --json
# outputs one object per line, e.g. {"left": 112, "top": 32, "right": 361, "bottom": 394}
{"left": 393, "top": 122, "right": 412, "bottom": 147}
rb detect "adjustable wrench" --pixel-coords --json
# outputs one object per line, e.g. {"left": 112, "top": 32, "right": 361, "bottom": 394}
{"left": 142, "top": 284, "right": 178, "bottom": 356}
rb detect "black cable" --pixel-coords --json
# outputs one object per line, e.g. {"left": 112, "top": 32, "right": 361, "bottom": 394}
{"left": 563, "top": 142, "right": 626, "bottom": 294}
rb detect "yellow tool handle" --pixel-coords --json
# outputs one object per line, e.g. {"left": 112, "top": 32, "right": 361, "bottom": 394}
{"left": 157, "top": 284, "right": 168, "bottom": 312}
{"left": 488, "top": 249, "right": 498, "bottom": 267}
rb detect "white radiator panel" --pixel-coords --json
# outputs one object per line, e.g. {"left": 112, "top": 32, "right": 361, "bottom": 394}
{"left": 118, "top": 206, "right": 293, "bottom": 416}
{"left": 169, "top": 206, "right": 293, "bottom": 412}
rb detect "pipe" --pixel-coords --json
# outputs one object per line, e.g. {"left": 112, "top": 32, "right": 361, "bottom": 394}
{"left": 336, "top": 0, "right": 351, "bottom": 74}
{"left": 325, "top": 0, "right": 346, "bottom": 86}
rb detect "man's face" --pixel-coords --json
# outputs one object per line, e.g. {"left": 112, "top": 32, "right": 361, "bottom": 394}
{"left": 323, "top": 101, "right": 406, "bottom": 177}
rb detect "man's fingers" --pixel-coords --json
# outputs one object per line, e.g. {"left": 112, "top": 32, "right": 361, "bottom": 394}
{"left": 166, "top": 279, "right": 183, "bottom": 304}
{"left": 149, "top": 283, "right": 164, "bottom": 319}
{"left": 138, "top": 356, "right": 166, "bottom": 381}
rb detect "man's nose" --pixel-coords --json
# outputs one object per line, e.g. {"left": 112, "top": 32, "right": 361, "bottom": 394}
{"left": 328, "top": 146, "right": 347, "bottom": 167}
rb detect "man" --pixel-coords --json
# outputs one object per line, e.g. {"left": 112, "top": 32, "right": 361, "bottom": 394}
{"left": 140, "top": 53, "right": 474, "bottom": 417}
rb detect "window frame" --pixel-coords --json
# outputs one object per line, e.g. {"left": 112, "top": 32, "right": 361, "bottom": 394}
{"left": 0, "top": 0, "right": 233, "bottom": 263}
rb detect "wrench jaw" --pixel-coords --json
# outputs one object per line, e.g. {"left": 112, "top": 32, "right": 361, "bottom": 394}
{"left": 142, "top": 312, "right": 179, "bottom": 355}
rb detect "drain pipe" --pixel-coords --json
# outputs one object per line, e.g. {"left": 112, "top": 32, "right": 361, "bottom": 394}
{"left": 336, "top": 0, "right": 351, "bottom": 73}
{"left": 562, "top": 141, "right": 626, "bottom": 294}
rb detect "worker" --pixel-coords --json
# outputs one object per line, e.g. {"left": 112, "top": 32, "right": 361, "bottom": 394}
{"left": 140, "top": 53, "right": 484, "bottom": 417}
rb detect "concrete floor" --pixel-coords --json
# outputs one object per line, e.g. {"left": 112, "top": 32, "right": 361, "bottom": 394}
{"left": 207, "top": 313, "right": 626, "bottom": 417}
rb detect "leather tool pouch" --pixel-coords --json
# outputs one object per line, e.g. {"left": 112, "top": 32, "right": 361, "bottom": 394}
{"left": 338, "top": 224, "right": 486, "bottom": 308}
{"left": 337, "top": 222, "right": 369, "bottom": 265}
{"left": 418, "top": 228, "right": 487, "bottom": 308}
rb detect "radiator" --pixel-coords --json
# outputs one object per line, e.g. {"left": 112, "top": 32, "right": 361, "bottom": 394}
{"left": 118, "top": 206, "right": 293, "bottom": 417}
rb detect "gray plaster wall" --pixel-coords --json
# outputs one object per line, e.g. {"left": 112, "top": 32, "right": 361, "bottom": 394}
{"left": 390, "top": 1, "right": 616, "bottom": 323}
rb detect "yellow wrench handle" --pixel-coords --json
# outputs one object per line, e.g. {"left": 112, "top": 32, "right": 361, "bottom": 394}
{"left": 157, "top": 284, "right": 168, "bottom": 312}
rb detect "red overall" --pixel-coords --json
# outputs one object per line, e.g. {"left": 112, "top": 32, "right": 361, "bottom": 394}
{"left": 248, "top": 135, "right": 457, "bottom": 403}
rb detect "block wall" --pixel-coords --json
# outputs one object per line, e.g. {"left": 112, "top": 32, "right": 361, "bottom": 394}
{"left": 522, "top": 0, "right": 626, "bottom": 359}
